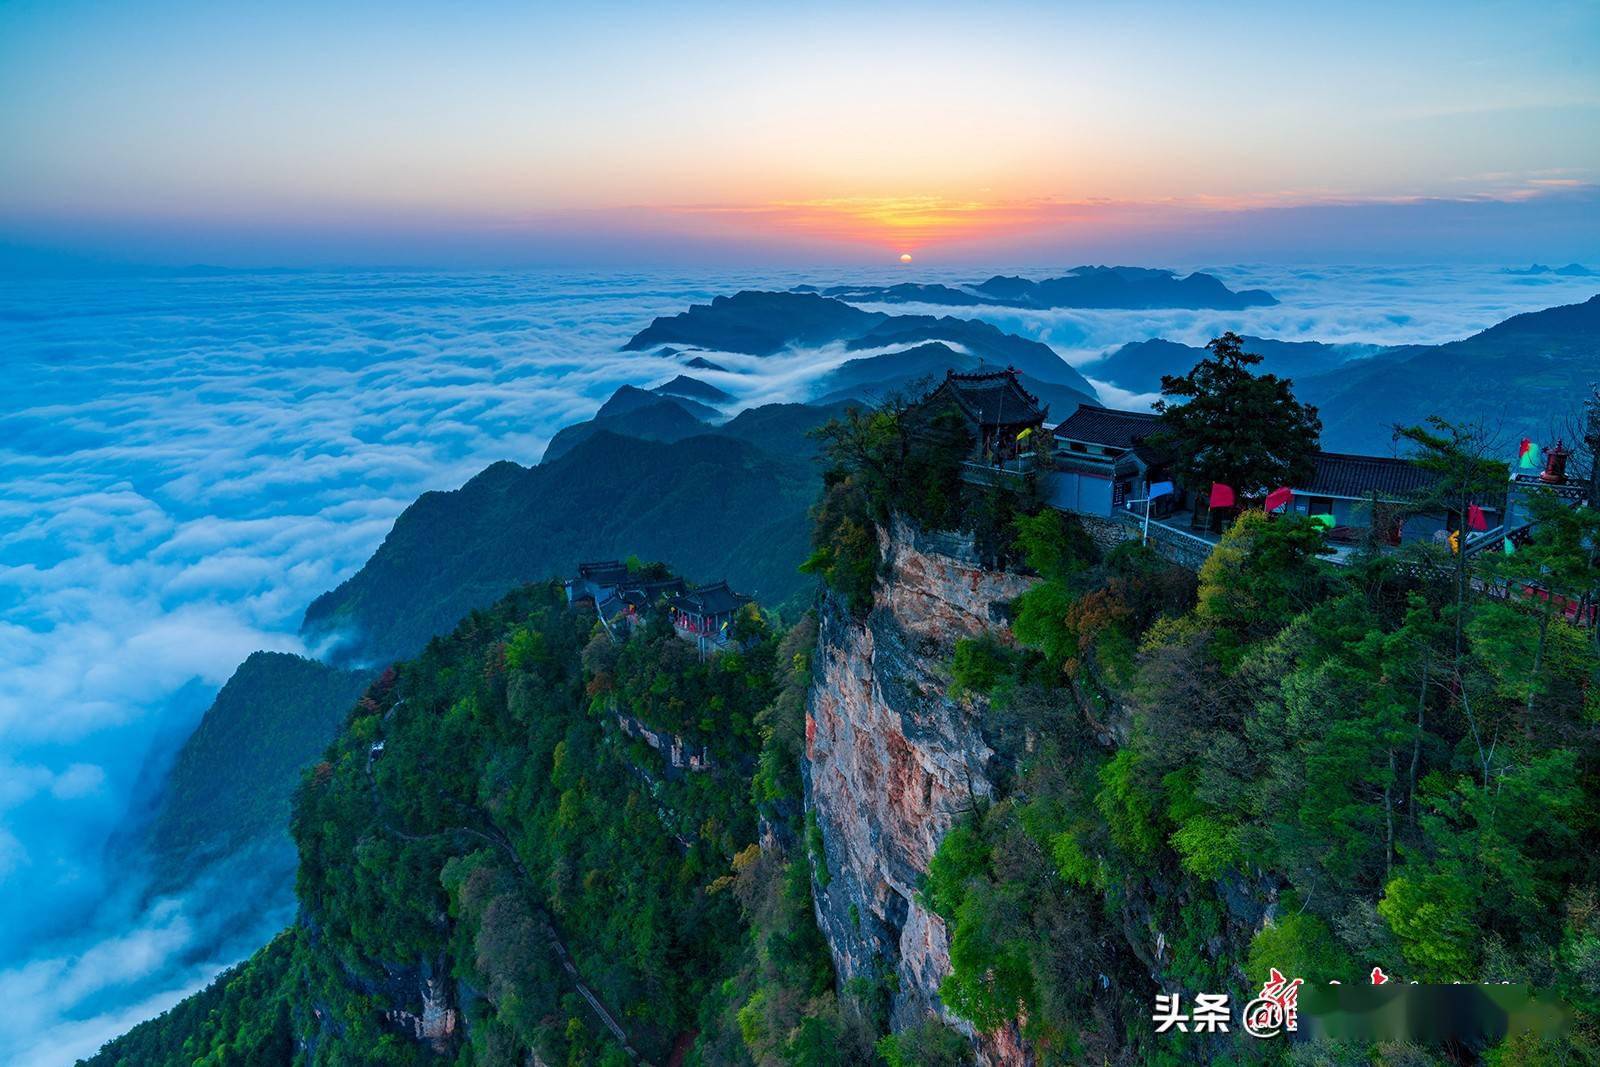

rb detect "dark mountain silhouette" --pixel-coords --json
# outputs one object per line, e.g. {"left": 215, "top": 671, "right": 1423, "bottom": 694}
{"left": 623, "top": 291, "right": 882, "bottom": 355}
{"left": 814, "top": 342, "right": 1096, "bottom": 417}
{"left": 1084, "top": 335, "right": 1379, "bottom": 394}
{"left": 1504, "top": 263, "right": 1595, "bottom": 277}
{"left": 542, "top": 395, "right": 710, "bottom": 464}
{"left": 594, "top": 383, "right": 721, "bottom": 422}
{"left": 653, "top": 374, "right": 733, "bottom": 403}
{"left": 623, "top": 290, "right": 1098, "bottom": 402}
{"left": 819, "top": 265, "right": 1277, "bottom": 310}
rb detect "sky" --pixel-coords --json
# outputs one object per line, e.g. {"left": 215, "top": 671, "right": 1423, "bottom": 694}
{"left": 2, "top": 0, "right": 1597, "bottom": 267}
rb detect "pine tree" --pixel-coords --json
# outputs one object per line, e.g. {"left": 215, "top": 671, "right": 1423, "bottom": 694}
{"left": 1152, "top": 332, "right": 1323, "bottom": 497}
{"left": 1394, "top": 417, "right": 1506, "bottom": 658}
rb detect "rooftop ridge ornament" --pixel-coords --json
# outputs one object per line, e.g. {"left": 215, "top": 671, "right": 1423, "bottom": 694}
{"left": 939, "top": 366, "right": 1043, "bottom": 410}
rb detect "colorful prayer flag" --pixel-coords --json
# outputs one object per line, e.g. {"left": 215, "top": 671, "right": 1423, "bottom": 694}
{"left": 1520, "top": 441, "right": 1541, "bottom": 470}
{"left": 1264, "top": 486, "right": 1293, "bottom": 512}
{"left": 1503, "top": 537, "right": 1515, "bottom": 555}
{"left": 1209, "top": 482, "right": 1236, "bottom": 508}
{"left": 1467, "top": 504, "right": 1487, "bottom": 531}
{"left": 1448, "top": 530, "right": 1460, "bottom": 553}
{"left": 1148, "top": 481, "right": 1174, "bottom": 499}
{"left": 1310, "top": 514, "right": 1335, "bottom": 529}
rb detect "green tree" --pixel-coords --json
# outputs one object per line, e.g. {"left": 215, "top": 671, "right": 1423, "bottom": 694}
{"left": 1395, "top": 416, "right": 1507, "bottom": 657}
{"left": 1194, "top": 509, "right": 1332, "bottom": 665}
{"left": 810, "top": 396, "right": 971, "bottom": 531}
{"left": 1480, "top": 492, "right": 1600, "bottom": 724}
{"left": 878, "top": 1020, "right": 974, "bottom": 1066}
{"left": 801, "top": 478, "right": 879, "bottom": 615}
{"left": 1152, "top": 331, "right": 1322, "bottom": 497}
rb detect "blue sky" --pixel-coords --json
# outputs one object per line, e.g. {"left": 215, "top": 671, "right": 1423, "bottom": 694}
{"left": 2, "top": 0, "right": 1596, "bottom": 266}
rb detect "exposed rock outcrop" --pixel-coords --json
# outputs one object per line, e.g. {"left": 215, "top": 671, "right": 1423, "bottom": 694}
{"left": 379, "top": 957, "right": 460, "bottom": 1054}
{"left": 803, "top": 517, "right": 1034, "bottom": 1061}
{"left": 615, "top": 710, "right": 713, "bottom": 772}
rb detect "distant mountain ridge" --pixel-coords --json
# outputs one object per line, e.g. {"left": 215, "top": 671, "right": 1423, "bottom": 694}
{"left": 622, "top": 290, "right": 1100, "bottom": 406}
{"left": 1504, "top": 263, "right": 1595, "bottom": 277}
{"left": 541, "top": 393, "right": 711, "bottom": 464}
{"left": 1300, "top": 292, "right": 1600, "bottom": 451}
{"left": 654, "top": 374, "right": 733, "bottom": 403}
{"left": 810, "top": 265, "right": 1278, "bottom": 310}
{"left": 812, "top": 342, "right": 1095, "bottom": 416}
{"left": 623, "top": 290, "right": 881, "bottom": 355}
{"left": 1075, "top": 295, "right": 1599, "bottom": 451}
{"left": 1084, "top": 335, "right": 1381, "bottom": 395}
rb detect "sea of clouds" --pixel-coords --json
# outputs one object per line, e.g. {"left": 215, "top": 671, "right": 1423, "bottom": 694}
{"left": 1, "top": 262, "right": 1595, "bottom": 1065}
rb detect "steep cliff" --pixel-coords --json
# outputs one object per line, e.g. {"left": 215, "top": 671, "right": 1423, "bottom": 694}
{"left": 804, "top": 517, "right": 1033, "bottom": 1059}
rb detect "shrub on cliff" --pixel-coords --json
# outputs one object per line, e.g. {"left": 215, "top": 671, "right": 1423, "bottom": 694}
{"left": 801, "top": 477, "right": 880, "bottom": 615}
{"left": 877, "top": 1020, "right": 973, "bottom": 1065}
{"left": 804, "top": 398, "right": 992, "bottom": 613}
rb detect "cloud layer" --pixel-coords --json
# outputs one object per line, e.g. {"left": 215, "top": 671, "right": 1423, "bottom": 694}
{"left": 2, "top": 262, "right": 1596, "bottom": 1064}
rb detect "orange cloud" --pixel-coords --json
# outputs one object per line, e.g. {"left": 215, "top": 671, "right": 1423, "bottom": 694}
{"left": 665, "top": 196, "right": 1107, "bottom": 250}
{"left": 648, "top": 182, "right": 1597, "bottom": 254}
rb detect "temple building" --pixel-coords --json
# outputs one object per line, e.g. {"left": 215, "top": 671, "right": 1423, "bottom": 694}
{"left": 1283, "top": 452, "right": 1503, "bottom": 547}
{"left": 668, "top": 581, "right": 751, "bottom": 650}
{"left": 916, "top": 368, "right": 1048, "bottom": 476}
{"left": 564, "top": 560, "right": 686, "bottom": 631}
{"left": 1049, "top": 405, "right": 1178, "bottom": 517}
{"left": 564, "top": 560, "right": 632, "bottom": 605}
{"left": 1041, "top": 405, "right": 1511, "bottom": 552}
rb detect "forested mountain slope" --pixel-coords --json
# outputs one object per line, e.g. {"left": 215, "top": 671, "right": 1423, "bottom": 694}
{"left": 89, "top": 398, "right": 1600, "bottom": 1063}
{"left": 1302, "top": 293, "right": 1600, "bottom": 451}
{"left": 89, "top": 579, "right": 864, "bottom": 1066}
{"left": 303, "top": 403, "right": 842, "bottom": 666}
{"left": 91, "top": 310, "right": 1600, "bottom": 1066}
{"left": 136, "top": 651, "right": 371, "bottom": 895}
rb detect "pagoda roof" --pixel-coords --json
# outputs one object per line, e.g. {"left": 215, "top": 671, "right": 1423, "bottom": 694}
{"left": 932, "top": 368, "right": 1046, "bottom": 427}
{"left": 577, "top": 560, "right": 631, "bottom": 585}
{"left": 670, "top": 580, "right": 750, "bottom": 617}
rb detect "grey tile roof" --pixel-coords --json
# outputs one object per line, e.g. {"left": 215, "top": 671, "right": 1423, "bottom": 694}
{"left": 935, "top": 370, "right": 1046, "bottom": 427}
{"left": 1049, "top": 407, "right": 1505, "bottom": 507}
{"left": 1300, "top": 452, "right": 1439, "bottom": 499}
{"left": 577, "top": 560, "right": 631, "bottom": 585}
{"left": 670, "top": 580, "right": 750, "bottom": 617}
{"left": 1053, "top": 406, "right": 1162, "bottom": 450}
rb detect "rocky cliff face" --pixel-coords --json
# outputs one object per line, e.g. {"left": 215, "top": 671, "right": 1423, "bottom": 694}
{"left": 803, "top": 517, "right": 1033, "bottom": 1060}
